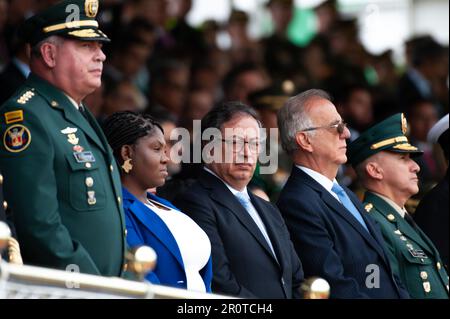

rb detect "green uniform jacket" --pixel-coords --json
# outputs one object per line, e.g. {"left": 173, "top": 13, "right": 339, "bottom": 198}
{"left": 363, "top": 192, "right": 449, "bottom": 299}
{"left": 0, "top": 73, "right": 126, "bottom": 276}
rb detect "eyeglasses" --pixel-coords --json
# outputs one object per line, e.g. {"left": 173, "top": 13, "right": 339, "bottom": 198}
{"left": 301, "top": 121, "right": 348, "bottom": 135}
{"left": 221, "top": 138, "right": 260, "bottom": 153}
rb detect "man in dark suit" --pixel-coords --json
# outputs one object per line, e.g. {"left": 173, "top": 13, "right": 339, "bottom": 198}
{"left": 174, "top": 102, "right": 304, "bottom": 298}
{"left": 277, "top": 89, "right": 409, "bottom": 298}
{"left": 415, "top": 114, "right": 449, "bottom": 267}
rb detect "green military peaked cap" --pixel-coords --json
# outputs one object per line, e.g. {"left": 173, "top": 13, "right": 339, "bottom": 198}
{"left": 20, "top": 0, "right": 109, "bottom": 46}
{"left": 347, "top": 113, "right": 423, "bottom": 166}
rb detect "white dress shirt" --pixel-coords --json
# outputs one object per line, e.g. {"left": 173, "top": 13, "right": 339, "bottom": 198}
{"left": 296, "top": 165, "right": 340, "bottom": 202}
{"left": 203, "top": 167, "right": 278, "bottom": 260}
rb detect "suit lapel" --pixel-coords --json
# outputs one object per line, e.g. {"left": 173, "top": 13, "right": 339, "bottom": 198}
{"left": 128, "top": 198, "right": 185, "bottom": 268}
{"left": 28, "top": 74, "right": 106, "bottom": 153}
{"left": 200, "top": 170, "right": 279, "bottom": 263}
{"left": 249, "top": 193, "right": 284, "bottom": 268}
{"left": 293, "top": 167, "right": 388, "bottom": 261}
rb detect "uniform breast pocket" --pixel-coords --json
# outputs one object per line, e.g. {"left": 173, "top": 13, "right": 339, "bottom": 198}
{"left": 65, "top": 153, "right": 107, "bottom": 212}
{"left": 400, "top": 245, "right": 432, "bottom": 266}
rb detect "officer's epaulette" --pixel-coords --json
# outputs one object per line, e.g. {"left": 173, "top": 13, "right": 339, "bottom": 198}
{"left": 364, "top": 203, "right": 373, "bottom": 213}
{"left": 16, "top": 89, "right": 35, "bottom": 105}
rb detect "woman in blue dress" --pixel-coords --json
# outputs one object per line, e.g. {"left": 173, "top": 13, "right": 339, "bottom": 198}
{"left": 103, "top": 111, "right": 212, "bottom": 292}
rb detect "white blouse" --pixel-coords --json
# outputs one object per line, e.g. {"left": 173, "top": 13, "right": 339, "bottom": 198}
{"left": 145, "top": 200, "right": 211, "bottom": 292}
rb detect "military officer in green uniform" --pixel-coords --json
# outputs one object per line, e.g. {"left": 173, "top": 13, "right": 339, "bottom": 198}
{"left": 0, "top": 0, "right": 126, "bottom": 276}
{"left": 348, "top": 113, "right": 449, "bottom": 298}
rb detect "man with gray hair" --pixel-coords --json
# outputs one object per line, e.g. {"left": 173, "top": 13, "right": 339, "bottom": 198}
{"left": 277, "top": 89, "right": 409, "bottom": 298}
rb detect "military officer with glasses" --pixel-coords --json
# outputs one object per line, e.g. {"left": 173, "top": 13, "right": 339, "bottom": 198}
{"left": 277, "top": 89, "right": 410, "bottom": 298}
{"left": 348, "top": 113, "right": 449, "bottom": 299}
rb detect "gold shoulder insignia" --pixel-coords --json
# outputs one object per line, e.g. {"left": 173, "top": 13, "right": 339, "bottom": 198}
{"left": 16, "top": 90, "right": 35, "bottom": 105}
{"left": 4, "top": 110, "right": 24, "bottom": 124}
{"left": 364, "top": 203, "right": 373, "bottom": 212}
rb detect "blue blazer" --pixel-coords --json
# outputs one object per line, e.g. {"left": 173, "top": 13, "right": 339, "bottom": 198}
{"left": 277, "top": 166, "right": 410, "bottom": 299}
{"left": 122, "top": 187, "right": 213, "bottom": 292}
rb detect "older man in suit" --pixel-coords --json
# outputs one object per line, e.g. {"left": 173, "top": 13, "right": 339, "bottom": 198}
{"left": 276, "top": 89, "right": 409, "bottom": 298}
{"left": 174, "top": 101, "right": 304, "bottom": 298}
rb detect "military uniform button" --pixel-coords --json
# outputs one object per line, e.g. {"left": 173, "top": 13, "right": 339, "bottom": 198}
{"left": 85, "top": 163, "right": 92, "bottom": 169}
{"left": 0, "top": 174, "right": 3, "bottom": 185}
{"left": 437, "top": 262, "right": 442, "bottom": 270}
{"left": 85, "top": 177, "right": 94, "bottom": 187}
{"left": 423, "top": 282, "right": 431, "bottom": 293}
{"left": 110, "top": 165, "right": 114, "bottom": 172}
{"left": 387, "top": 214, "right": 395, "bottom": 222}
{"left": 3, "top": 201, "right": 7, "bottom": 210}
{"left": 420, "top": 271, "right": 428, "bottom": 280}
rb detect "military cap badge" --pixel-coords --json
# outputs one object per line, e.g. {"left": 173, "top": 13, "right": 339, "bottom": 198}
{"left": 401, "top": 113, "right": 408, "bottom": 135}
{"left": 85, "top": 0, "right": 99, "bottom": 18}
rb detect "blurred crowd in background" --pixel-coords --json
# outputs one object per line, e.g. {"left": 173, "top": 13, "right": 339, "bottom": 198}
{"left": 0, "top": 0, "right": 448, "bottom": 205}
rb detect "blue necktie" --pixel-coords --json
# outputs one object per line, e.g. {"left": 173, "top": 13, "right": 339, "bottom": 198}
{"left": 235, "top": 192, "right": 278, "bottom": 260}
{"left": 332, "top": 183, "right": 369, "bottom": 232}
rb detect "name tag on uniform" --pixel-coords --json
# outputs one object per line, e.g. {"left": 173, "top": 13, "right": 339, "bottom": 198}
{"left": 73, "top": 151, "right": 96, "bottom": 163}
{"left": 408, "top": 248, "right": 428, "bottom": 259}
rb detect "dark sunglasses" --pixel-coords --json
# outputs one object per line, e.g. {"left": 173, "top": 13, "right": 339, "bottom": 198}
{"left": 301, "top": 121, "right": 348, "bottom": 135}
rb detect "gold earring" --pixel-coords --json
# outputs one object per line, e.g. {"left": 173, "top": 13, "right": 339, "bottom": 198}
{"left": 122, "top": 158, "right": 133, "bottom": 173}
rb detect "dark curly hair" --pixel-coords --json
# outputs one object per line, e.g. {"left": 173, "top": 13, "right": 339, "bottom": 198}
{"left": 102, "top": 111, "right": 164, "bottom": 165}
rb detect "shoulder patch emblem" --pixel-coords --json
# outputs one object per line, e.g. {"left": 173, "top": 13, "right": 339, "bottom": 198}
{"left": 364, "top": 203, "right": 373, "bottom": 212}
{"left": 4, "top": 110, "right": 24, "bottom": 124}
{"left": 16, "top": 91, "right": 35, "bottom": 105}
{"left": 3, "top": 124, "right": 31, "bottom": 153}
